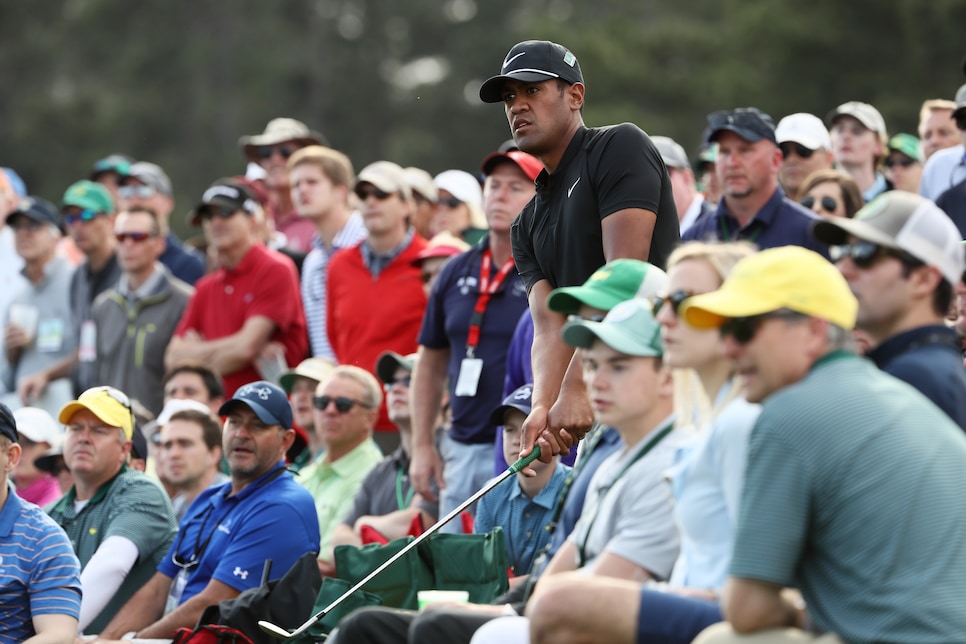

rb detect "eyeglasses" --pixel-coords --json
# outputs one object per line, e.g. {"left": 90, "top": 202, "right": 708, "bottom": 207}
{"left": 884, "top": 157, "right": 916, "bottom": 168}
{"left": 255, "top": 144, "right": 298, "bottom": 160}
{"left": 651, "top": 289, "right": 696, "bottom": 317}
{"left": 118, "top": 184, "right": 157, "bottom": 199}
{"left": 10, "top": 219, "right": 44, "bottom": 232}
{"left": 719, "top": 311, "right": 803, "bottom": 345}
{"left": 313, "top": 395, "right": 372, "bottom": 413}
{"left": 64, "top": 209, "right": 104, "bottom": 226}
{"left": 829, "top": 241, "right": 921, "bottom": 270}
{"left": 355, "top": 186, "right": 393, "bottom": 201}
{"left": 115, "top": 231, "right": 156, "bottom": 243}
{"left": 383, "top": 376, "right": 411, "bottom": 392}
{"left": 198, "top": 205, "right": 239, "bottom": 221}
{"left": 801, "top": 195, "right": 838, "bottom": 213}
{"left": 439, "top": 196, "right": 463, "bottom": 208}
{"left": 779, "top": 142, "right": 815, "bottom": 159}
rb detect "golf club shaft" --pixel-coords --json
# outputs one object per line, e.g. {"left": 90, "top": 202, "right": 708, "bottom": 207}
{"left": 260, "top": 445, "right": 542, "bottom": 639}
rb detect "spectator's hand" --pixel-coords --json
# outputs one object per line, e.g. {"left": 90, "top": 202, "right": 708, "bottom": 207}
{"left": 18, "top": 371, "right": 49, "bottom": 405}
{"left": 410, "top": 443, "right": 444, "bottom": 503}
{"left": 4, "top": 324, "right": 29, "bottom": 351}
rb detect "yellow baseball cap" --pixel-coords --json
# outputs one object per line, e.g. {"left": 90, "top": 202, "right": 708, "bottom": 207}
{"left": 680, "top": 246, "right": 857, "bottom": 331}
{"left": 58, "top": 386, "right": 135, "bottom": 440}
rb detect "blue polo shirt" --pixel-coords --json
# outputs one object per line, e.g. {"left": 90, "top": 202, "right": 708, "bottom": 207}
{"left": 682, "top": 188, "right": 829, "bottom": 257}
{"left": 418, "top": 239, "right": 530, "bottom": 444}
{"left": 866, "top": 325, "right": 966, "bottom": 430}
{"left": 0, "top": 485, "right": 81, "bottom": 643}
{"left": 158, "top": 463, "right": 319, "bottom": 601}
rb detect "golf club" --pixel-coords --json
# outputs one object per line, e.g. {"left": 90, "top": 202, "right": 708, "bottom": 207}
{"left": 258, "top": 445, "right": 543, "bottom": 640}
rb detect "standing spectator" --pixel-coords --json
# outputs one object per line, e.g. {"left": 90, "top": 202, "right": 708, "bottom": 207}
{"left": 10, "top": 406, "right": 63, "bottom": 506}
{"left": 118, "top": 161, "right": 206, "bottom": 285}
{"left": 412, "top": 231, "right": 471, "bottom": 298}
{"left": 798, "top": 169, "right": 864, "bottom": 219}
{"left": 166, "top": 178, "right": 308, "bottom": 397}
{"left": 652, "top": 136, "right": 712, "bottom": 235}
{"left": 297, "top": 366, "right": 383, "bottom": 575}
{"left": 827, "top": 101, "right": 891, "bottom": 201}
{"left": 157, "top": 407, "right": 227, "bottom": 522}
{"left": 161, "top": 361, "right": 226, "bottom": 416}
{"left": 404, "top": 166, "right": 439, "bottom": 239}
{"left": 774, "top": 113, "right": 835, "bottom": 200}
{"left": 239, "top": 118, "right": 325, "bottom": 253}
{"left": 918, "top": 98, "right": 960, "bottom": 160}
{"left": 682, "top": 247, "right": 966, "bottom": 643}
{"left": 410, "top": 149, "right": 535, "bottom": 525}
{"left": 288, "top": 145, "right": 367, "bottom": 360}
{"left": 0, "top": 401, "right": 82, "bottom": 643}
{"left": 920, "top": 83, "right": 966, "bottom": 200}
{"left": 479, "top": 39, "right": 679, "bottom": 462}
{"left": 883, "top": 133, "right": 924, "bottom": 193}
{"left": 432, "top": 169, "right": 488, "bottom": 245}
{"left": 326, "top": 161, "right": 427, "bottom": 452}
{"left": 0, "top": 171, "right": 26, "bottom": 367}
{"left": 46, "top": 386, "right": 177, "bottom": 634}
{"left": 93, "top": 207, "right": 193, "bottom": 416}
{"left": 811, "top": 191, "right": 966, "bottom": 428}
{"left": 683, "top": 108, "right": 829, "bottom": 256}
{"left": 279, "top": 357, "right": 336, "bottom": 469}
{"left": 88, "top": 154, "right": 133, "bottom": 207}
{"left": 2, "top": 198, "right": 75, "bottom": 416}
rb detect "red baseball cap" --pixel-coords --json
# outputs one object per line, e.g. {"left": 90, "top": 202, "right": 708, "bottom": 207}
{"left": 480, "top": 150, "right": 543, "bottom": 182}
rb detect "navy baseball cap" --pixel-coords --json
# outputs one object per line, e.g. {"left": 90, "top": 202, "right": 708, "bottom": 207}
{"left": 189, "top": 178, "right": 259, "bottom": 226}
{"left": 219, "top": 380, "right": 293, "bottom": 429}
{"left": 488, "top": 384, "right": 533, "bottom": 425}
{"left": 706, "top": 107, "right": 777, "bottom": 145}
{"left": 0, "top": 402, "right": 18, "bottom": 443}
{"left": 480, "top": 40, "right": 583, "bottom": 103}
{"left": 6, "top": 196, "right": 62, "bottom": 231}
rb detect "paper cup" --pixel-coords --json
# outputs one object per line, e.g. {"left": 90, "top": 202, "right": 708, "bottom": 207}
{"left": 417, "top": 590, "right": 470, "bottom": 609}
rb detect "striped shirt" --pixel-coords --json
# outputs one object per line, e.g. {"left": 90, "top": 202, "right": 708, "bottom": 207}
{"left": 1, "top": 485, "right": 81, "bottom": 643}
{"left": 300, "top": 212, "right": 367, "bottom": 359}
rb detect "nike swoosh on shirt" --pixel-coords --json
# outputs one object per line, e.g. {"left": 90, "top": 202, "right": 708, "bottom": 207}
{"left": 503, "top": 52, "right": 526, "bottom": 70}
{"left": 568, "top": 177, "right": 581, "bottom": 198}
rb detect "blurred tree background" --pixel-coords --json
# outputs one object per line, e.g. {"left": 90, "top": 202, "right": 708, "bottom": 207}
{"left": 1, "top": 0, "right": 964, "bottom": 237}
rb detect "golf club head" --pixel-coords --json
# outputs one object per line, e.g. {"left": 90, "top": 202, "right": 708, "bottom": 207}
{"left": 258, "top": 620, "right": 299, "bottom": 640}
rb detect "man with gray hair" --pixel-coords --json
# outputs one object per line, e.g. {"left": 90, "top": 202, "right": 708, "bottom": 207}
{"left": 653, "top": 136, "right": 712, "bottom": 234}
{"left": 119, "top": 161, "right": 206, "bottom": 284}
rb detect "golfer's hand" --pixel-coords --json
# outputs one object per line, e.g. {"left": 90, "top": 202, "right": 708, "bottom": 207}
{"left": 410, "top": 443, "right": 445, "bottom": 503}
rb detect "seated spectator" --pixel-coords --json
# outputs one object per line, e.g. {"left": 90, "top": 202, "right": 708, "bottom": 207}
{"left": 474, "top": 384, "right": 569, "bottom": 580}
{"left": 0, "top": 401, "right": 82, "bottom": 643}
{"left": 681, "top": 247, "right": 966, "bottom": 643}
{"left": 798, "top": 169, "right": 863, "bottom": 219}
{"left": 157, "top": 404, "right": 228, "bottom": 522}
{"left": 297, "top": 365, "right": 383, "bottom": 575}
{"left": 330, "top": 352, "right": 437, "bottom": 550}
{"left": 11, "top": 406, "right": 63, "bottom": 506}
{"left": 46, "top": 386, "right": 177, "bottom": 635}
{"left": 93, "top": 380, "right": 320, "bottom": 640}
{"left": 279, "top": 357, "right": 336, "bottom": 470}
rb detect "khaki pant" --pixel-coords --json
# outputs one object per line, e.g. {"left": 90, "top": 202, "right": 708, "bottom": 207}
{"left": 693, "top": 623, "right": 845, "bottom": 644}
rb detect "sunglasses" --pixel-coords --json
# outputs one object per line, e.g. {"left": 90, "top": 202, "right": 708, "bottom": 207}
{"left": 719, "top": 311, "right": 803, "bottom": 345}
{"left": 64, "top": 209, "right": 104, "bottom": 225}
{"left": 255, "top": 144, "right": 298, "bottom": 160}
{"left": 118, "top": 184, "right": 157, "bottom": 200}
{"left": 355, "top": 186, "right": 393, "bottom": 201}
{"left": 829, "top": 241, "right": 920, "bottom": 270}
{"left": 420, "top": 270, "right": 438, "bottom": 284}
{"left": 779, "top": 142, "right": 815, "bottom": 159}
{"left": 313, "top": 395, "right": 372, "bottom": 413}
{"left": 10, "top": 218, "right": 44, "bottom": 232}
{"left": 383, "top": 376, "right": 412, "bottom": 392}
{"left": 439, "top": 196, "right": 463, "bottom": 208}
{"left": 199, "top": 205, "right": 239, "bottom": 221}
{"left": 801, "top": 195, "right": 838, "bottom": 213}
{"left": 651, "top": 289, "right": 695, "bottom": 317}
{"left": 115, "top": 231, "right": 156, "bottom": 243}
{"left": 884, "top": 157, "right": 916, "bottom": 168}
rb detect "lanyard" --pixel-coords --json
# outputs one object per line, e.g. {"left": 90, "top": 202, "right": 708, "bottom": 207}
{"left": 395, "top": 466, "right": 415, "bottom": 510}
{"left": 576, "top": 421, "right": 674, "bottom": 567}
{"left": 465, "top": 248, "right": 516, "bottom": 357}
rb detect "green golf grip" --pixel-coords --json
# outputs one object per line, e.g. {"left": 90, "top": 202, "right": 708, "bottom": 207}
{"left": 508, "top": 445, "right": 542, "bottom": 474}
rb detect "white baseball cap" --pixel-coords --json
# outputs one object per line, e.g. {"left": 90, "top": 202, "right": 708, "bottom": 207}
{"left": 776, "top": 113, "right": 832, "bottom": 151}
{"left": 13, "top": 407, "right": 62, "bottom": 446}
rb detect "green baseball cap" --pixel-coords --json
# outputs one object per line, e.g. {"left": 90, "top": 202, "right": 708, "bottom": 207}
{"left": 546, "top": 259, "right": 668, "bottom": 315}
{"left": 886, "top": 133, "right": 923, "bottom": 163}
{"left": 62, "top": 180, "right": 114, "bottom": 214}
{"left": 562, "top": 298, "right": 664, "bottom": 357}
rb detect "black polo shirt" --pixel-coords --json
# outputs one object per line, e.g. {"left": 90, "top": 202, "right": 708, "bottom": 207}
{"left": 511, "top": 124, "right": 679, "bottom": 292}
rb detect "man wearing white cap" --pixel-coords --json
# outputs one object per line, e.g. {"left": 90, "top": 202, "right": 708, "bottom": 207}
{"left": 811, "top": 191, "right": 966, "bottom": 428}
{"left": 775, "top": 113, "right": 835, "bottom": 200}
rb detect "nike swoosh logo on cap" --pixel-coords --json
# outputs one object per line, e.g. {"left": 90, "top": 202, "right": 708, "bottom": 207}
{"left": 503, "top": 51, "right": 526, "bottom": 70}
